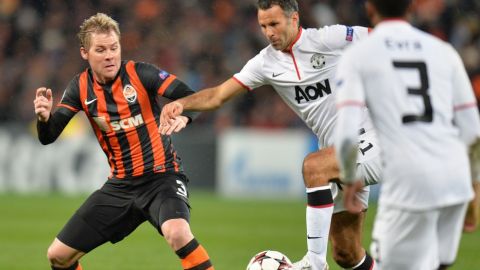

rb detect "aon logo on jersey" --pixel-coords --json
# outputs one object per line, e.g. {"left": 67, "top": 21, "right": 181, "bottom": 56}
{"left": 110, "top": 114, "right": 144, "bottom": 131}
{"left": 295, "top": 79, "right": 331, "bottom": 104}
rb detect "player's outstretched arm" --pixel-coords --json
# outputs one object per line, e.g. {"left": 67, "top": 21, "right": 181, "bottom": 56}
{"left": 34, "top": 87, "right": 53, "bottom": 122}
{"left": 159, "top": 78, "right": 246, "bottom": 134}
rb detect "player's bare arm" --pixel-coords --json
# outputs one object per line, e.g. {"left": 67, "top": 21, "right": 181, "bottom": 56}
{"left": 159, "top": 78, "right": 246, "bottom": 134}
{"left": 34, "top": 87, "right": 53, "bottom": 122}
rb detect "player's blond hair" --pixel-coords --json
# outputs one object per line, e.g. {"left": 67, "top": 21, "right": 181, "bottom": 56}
{"left": 77, "top": 13, "right": 120, "bottom": 49}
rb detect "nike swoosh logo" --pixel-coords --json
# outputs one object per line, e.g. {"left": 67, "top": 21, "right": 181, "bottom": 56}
{"left": 307, "top": 235, "right": 323, "bottom": 239}
{"left": 272, "top": 72, "right": 285, "bottom": 78}
{"left": 84, "top": 98, "right": 98, "bottom": 105}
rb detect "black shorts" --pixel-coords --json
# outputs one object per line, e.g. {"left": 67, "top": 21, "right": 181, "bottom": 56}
{"left": 57, "top": 172, "right": 191, "bottom": 253}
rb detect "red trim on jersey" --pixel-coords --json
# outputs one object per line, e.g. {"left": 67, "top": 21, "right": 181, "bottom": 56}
{"left": 285, "top": 28, "right": 302, "bottom": 52}
{"left": 289, "top": 51, "right": 301, "bottom": 80}
{"left": 57, "top": 103, "right": 80, "bottom": 112}
{"left": 336, "top": 100, "right": 366, "bottom": 109}
{"left": 307, "top": 203, "right": 334, "bottom": 209}
{"left": 285, "top": 28, "right": 303, "bottom": 80}
{"left": 454, "top": 102, "right": 477, "bottom": 111}
{"left": 368, "top": 27, "right": 373, "bottom": 33}
{"left": 232, "top": 76, "right": 252, "bottom": 91}
{"left": 158, "top": 74, "right": 178, "bottom": 96}
{"left": 126, "top": 61, "right": 175, "bottom": 173}
{"left": 110, "top": 73, "right": 145, "bottom": 176}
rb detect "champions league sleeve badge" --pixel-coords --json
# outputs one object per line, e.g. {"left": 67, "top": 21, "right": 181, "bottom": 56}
{"left": 123, "top": 84, "right": 138, "bottom": 103}
{"left": 311, "top": 53, "right": 326, "bottom": 69}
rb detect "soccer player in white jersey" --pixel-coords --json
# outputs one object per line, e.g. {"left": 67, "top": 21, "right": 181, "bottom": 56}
{"left": 160, "top": 1, "right": 381, "bottom": 270}
{"left": 334, "top": 0, "right": 480, "bottom": 269}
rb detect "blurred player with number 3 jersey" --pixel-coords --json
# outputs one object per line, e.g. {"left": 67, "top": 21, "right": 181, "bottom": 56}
{"left": 334, "top": 0, "right": 480, "bottom": 269}
{"left": 33, "top": 13, "right": 214, "bottom": 270}
{"left": 160, "top": 1, "right": 381, "bottom": 270}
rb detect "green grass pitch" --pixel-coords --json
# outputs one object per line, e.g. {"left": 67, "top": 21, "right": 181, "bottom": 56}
{"left": 0, "top": 192, "right": 478, "bottom": 269}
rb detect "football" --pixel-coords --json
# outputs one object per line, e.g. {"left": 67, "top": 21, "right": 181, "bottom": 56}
{"left": 246, "top": 250, "right": 292, "bottom": 270}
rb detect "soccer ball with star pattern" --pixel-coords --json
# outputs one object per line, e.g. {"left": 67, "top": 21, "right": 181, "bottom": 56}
{"left": 246, "top": 250, "right": 292, "bottom": 270}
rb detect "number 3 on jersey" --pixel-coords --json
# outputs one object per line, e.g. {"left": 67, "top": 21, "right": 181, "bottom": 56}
{"left": 176, "top": 180, "right": 188, "bottom": 198}
{"left": 392, "top": 61, "right": 433, "bottom": 123}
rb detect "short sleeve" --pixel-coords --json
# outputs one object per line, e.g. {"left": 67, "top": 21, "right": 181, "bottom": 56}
{"left": 134, "top": 62, "right": 180, "bottom": 96}
{"left": 450, "top": 45, "right": 477, "bottom": 109}
{"left": 233, "top": 53, "right": 266, "bottom": 91}
{"left": 335, "top": 49, "right": 366, "bottom": 108}
{"left": 318, "top": 25, "right": 369, "bottom": 50}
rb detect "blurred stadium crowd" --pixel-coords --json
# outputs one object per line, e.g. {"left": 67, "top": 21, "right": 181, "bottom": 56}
{"left": 0, "top": 0, "right": 479, "bottom": 131}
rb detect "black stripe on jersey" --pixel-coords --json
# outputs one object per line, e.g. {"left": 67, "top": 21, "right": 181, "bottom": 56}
{"left": 85, "top": 72, "right": 117, "bottom": 176}
{"left": 86, "top": 73, "right": 98, "bottom": 116}
{"left": 103, "top": 131, "right": 118, "bottom": 177}
{"left": 101, "top": 83, "right": 134, "bottom": 177}
{"left": 120, "top": 72, "right": 153, "bottom": 173}
{"left": 162, "top": 80, "right": 181, "bottom": 98}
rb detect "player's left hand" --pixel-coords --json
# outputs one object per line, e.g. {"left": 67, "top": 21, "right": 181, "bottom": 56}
{"left": 343, "top": 180, "right": 365, "bottom": 214}
{"left": 464, "top": 181, "right": 480, "bottom": 233}
{"left": 159, "top": 115, "right": 188, "bottom": 135}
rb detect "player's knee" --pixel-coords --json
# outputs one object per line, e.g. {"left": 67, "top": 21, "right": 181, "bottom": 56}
{"left": 302, "top": 153, "right": 330, "bottom": 187}
{"left": 47, "top": 246, "right": 75, "bottom": 268}
{"left": 162, "top": 219, "right": 193, "bottom": 249}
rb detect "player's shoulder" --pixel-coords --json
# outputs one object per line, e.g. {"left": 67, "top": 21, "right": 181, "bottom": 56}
{"left": 247, "top": 46, "right": 271, "bottom": 66}
{"left": 66, "top": 72, "right": 83, "bottom": 90}
{"left": 410, "top": 27, "right": 460, "bottom": 60}
{"left": 305, "top": 24, "right": 368, "bottom": 47}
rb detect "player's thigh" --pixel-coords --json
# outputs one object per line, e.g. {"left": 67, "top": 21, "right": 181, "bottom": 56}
{"left": 145, "top": 173, "right": 191, "bottom": 235}
{"left": 329, "top": 210, "right": 365, "bottom": 255}
{"left": 438, "top": 202, "right": 468, "bottom": 265}
{"left": 356, "top": 152, "right": 382, "bottom": 186}
{"left": 303, "top": 146, "right": 339, "bottom": 186}
{"left": 332, "top": 184, "right": 369, "bottom": 213}
{"left": 58, "top": 189, "right": 145, "bottom": 253}
{"left": 371, "top": 205, "right": 438, "bottom": 270}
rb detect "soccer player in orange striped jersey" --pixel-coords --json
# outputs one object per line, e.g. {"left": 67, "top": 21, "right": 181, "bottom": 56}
{"left": 33, "top": 13, "right": 213, "bottom": 270}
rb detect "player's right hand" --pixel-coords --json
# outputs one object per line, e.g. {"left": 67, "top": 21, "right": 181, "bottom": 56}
{"left": 34, "top": 87, "right": 53, "bottom": 122}
{"left": 343, "top": 180, "right": 365, "bottom": 214}
{"left": 160, "top": 101, "right": 184, "bottom": 127}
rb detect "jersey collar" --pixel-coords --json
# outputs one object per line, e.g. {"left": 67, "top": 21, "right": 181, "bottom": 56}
{"left": 283, "top": 27, "right": 303, "bottom": 53}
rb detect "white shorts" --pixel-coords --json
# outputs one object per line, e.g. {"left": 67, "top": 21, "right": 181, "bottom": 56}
{"left": 332, "top": 147, "right": 382, "bottom": 214}
{"left": 370, "top": 203, "right": 468, "bottom": 270}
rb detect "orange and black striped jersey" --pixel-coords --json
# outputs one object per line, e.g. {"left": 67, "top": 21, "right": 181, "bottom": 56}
{"left": 38, "top": 60, "right": 197, "bottom": 180}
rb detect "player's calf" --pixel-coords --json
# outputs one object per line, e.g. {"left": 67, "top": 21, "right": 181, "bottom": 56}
{"left": 330, "top": 211, "right": 374, "bottom": 269}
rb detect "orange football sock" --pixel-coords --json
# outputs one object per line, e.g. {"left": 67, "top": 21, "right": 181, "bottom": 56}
{"left": 176, "top": 239, "right": 214, "bottom": 270}
{"left": 51, "top": 261, "right": 82, "bottom": 270}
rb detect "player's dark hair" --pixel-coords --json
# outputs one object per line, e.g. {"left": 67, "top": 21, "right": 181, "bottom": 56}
{"left": 257, "top": 0, "right": 299, "bottom": 16}
{"left": 368, "top": 0, "right": 411, "bottom": 17}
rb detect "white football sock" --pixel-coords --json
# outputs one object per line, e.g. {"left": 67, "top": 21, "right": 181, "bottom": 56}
{"left": 306, "top": 186, "right": 334, "bottom": 270}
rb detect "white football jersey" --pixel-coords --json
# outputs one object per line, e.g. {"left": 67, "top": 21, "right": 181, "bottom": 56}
{"left": 234, "top": 25, "right": 377, "bottom": 160}
{"left": 335, "top": 21, "right": 480, "bottom": 209}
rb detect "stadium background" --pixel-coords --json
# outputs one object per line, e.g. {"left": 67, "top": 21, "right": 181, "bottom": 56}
{"left": 0, "top": 0, "right": 479, "bottom": 269}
